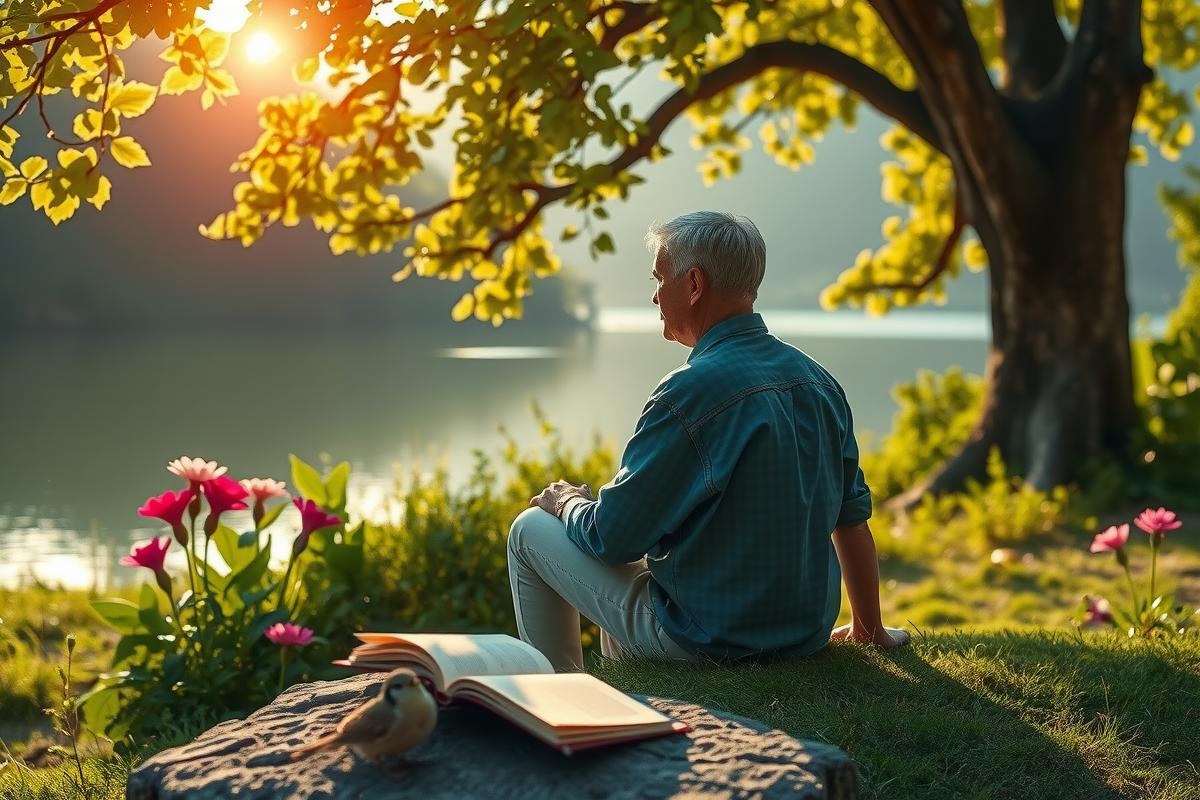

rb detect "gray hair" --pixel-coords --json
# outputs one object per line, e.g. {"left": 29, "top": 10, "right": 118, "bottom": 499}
{"left": 645, "top": 211, "right": 766, "bottom": 300}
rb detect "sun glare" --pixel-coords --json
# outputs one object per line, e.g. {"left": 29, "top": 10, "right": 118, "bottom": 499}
{"left": 245, "top": 32, "right": 282, "bottom": 64}
{"left": 197, "top": 0, "right": 251, "bottom": 34}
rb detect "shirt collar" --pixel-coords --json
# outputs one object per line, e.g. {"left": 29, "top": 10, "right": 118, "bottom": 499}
{"left": 687, "top": 313, "right": 767, "bottom": 363}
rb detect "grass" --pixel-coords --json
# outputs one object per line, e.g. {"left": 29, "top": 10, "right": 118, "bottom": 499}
{"left": 595, "top": 632, "right": 1200, "bottom": 800}
{"left": 1, "top": 532, "right": 1197, "bottom": 798}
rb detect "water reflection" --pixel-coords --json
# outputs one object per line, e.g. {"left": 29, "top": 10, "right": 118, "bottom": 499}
{"left": 0, "top": 318, "right": 989, "bottom": 589}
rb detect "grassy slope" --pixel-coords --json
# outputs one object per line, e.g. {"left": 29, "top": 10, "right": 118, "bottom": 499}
{"left": 596, "top": 633, "right": 1200, "bottom": 800}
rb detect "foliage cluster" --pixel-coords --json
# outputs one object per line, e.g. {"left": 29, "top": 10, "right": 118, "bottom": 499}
{"left": 859, "top": 366, "right": 983, "bottom": 501}
{"left": 356, "top": 410, "right": 615, "bottom": 637}
{"left": 3, "top": 2, "right": 1199, "bottom": 326}
{"left": 1131, "top": 174, "right": 1200, "bottom": 506}
{"left": 83, "top": 456, "right": 361, "bottom": 748}
{"left": 74, "top": 414, "right": 614, "bottom": 747}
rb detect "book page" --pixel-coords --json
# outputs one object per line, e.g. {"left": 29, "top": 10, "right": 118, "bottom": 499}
{"left": 453, "top": 673, "right": 672, "bottom": 728}
{"left": 354, "top": 633, "right": 554, "bottom": 686}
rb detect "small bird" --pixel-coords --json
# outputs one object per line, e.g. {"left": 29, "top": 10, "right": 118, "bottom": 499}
{"left": 290, "top": 668, "right": 438, "bottom": 764}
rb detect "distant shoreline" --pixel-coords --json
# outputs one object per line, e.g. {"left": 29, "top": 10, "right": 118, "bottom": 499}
{"left": 599, "top": 308, "right": 1170, "bottom": 342}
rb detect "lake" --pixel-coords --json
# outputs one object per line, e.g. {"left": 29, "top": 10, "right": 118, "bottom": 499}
{"left": 0, "top": 308, "right": 996, "bottom": 589}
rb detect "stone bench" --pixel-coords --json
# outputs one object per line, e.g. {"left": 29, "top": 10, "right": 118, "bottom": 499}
{"left": 127, "top": 672, "right": 857, "bottom": 799}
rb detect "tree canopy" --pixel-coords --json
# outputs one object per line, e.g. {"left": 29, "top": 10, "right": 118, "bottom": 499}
{"left": 1, "top": 0, "right": 1197, "bottom": 327}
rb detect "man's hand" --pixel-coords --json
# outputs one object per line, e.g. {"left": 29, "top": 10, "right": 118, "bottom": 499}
{"left": 830, "top": 623, "right": 910, "bottom": 650}
{"left": 529, "top": 480, "right": 595, "bottom": 516}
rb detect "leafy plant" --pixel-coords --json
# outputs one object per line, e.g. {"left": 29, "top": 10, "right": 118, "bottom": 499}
{"left": 359, "top": 407, "right": 616, "bottom": 641}
{"left": 1081, "top": 508, "right": 1198, "bottom": 637}
{"left": 861, "top": 367, "right": 984, "bottom": 500}
{"left": 82, "top": 456, "right": 353, "bottom": 746}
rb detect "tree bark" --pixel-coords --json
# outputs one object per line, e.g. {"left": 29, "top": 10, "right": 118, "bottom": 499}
{"left": 886, "top": 1, "right": 1150, "bottom": 503}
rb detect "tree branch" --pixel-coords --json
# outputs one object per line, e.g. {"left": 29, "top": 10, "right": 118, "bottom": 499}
{"left": 869, "top": 0, "right": 1049, "bottom": 212}
{"left": 873, "top": 196, "right": 964, "bottom": 292}
{"left": 998, "top": 0, "right": 1068, "bottom": 98}
{"left": 0, "top": 0, "right": 121, "bottom": 50}
{"left": 423, "top": 39, "right": 944, "bottom": 267}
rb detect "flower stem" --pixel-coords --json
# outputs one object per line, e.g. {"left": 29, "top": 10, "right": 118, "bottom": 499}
{"left": 1149, "top": 536, "right": 1161, "bottom": 607}
{"left": 276, "top": 556, "right": 296, "bottom": 616}
{"left": 1123, "top": 562, "right": 1140, "bottom": 622}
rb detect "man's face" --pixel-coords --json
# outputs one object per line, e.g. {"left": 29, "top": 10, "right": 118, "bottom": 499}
{"left": 651, "top": 249, "right": 692, "bottom": 344}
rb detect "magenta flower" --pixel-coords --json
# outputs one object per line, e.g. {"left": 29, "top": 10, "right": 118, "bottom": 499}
{"left": 265, "top": 622, "right": 314, "bottom": 647}
{"left": 202, "top": 476, "right": 249, "bottom": 535}
{"left": 1133, "top": 507, "right": 1182, "bottom": 540}
{"left": 1090, "top": 524, "right": 1130, "bottom": 553}
{"left": 291, "top": 498, "right": 342, "bottom": 555}
{"left": 138, "top": 488, "right": 195, "bottom": 546}
{"left": 120, "top": 536, "right": 171, "bottom": 573}
{"left": 167, "top": 456, "right": 227, "bottom": 485}
{"left": 1083, "top": 595, "right": 1114, "bottom": 626}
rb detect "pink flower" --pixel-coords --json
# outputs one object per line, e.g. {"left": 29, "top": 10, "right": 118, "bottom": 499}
{"left": 242, "top": 478, "right": 288, "bottom": 529}
{"left": 1090, "top": 524, "right": 1130, "bottom": 553}
{"left": 1084, "top": 595, "right": 1114, "bottom": 626}
{"left": 240, "top": 478, "right": 288, "bottom": 502}
{"left": 120, "top": 536, "right": 171, "bottom": 573}
{"left": 202, "top": 476, "right": 249, "bottom": 535}
{"left": 167, "top": 456, "right": 227, "bottom": 484}
{"left": 1133, "top": 507, "right": 1182, "bottom": 539}
{"left": 291, "top": 497, "right": 342, "bottom": 555}
{"left": 265, "top": 622, "right": 314, "bottom": 647}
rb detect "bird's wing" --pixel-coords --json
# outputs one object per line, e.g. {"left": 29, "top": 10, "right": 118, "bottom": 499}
{"left": 333, "top": 702, "right": 398, "bottom": 744}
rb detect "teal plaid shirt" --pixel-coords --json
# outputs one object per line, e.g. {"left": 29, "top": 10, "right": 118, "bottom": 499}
{"left": 562, "top": 313, "right": 872, "bottom": 660}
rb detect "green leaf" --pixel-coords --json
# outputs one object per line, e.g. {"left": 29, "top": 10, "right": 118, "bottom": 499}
{"left": 257, "top": 501, "right": 287, "bottom": 531}
{"left": 325, "top": 461, "right": 350, "bottom": 512}
{"left": 91, "top": 598, "right": 142, "bottom": 633}
{"left": 79, "top": 684, "right": 123, "bottom": 739}
{"left": 290, "top": 454, "right": 327, "bottom": 505}
{"left": 213, "top": 524, "right": 256, "bottom": 573}
{"left": 228, "top": 541, "right": 273, "bottom": 599}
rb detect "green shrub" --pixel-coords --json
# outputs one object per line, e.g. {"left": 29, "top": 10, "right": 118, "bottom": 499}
{"left": 357, "top": 408, "right": 616, "bottom": 638}
{"left": 861, "top": 366, "right": 983, "bottom": 500}
{"left": 873, "top": 448, "right": 1078, "bottom": 563}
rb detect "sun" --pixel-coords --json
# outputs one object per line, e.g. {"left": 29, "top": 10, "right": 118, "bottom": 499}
{"left": 244, "top": 31, "right": 282, "bottom": 64}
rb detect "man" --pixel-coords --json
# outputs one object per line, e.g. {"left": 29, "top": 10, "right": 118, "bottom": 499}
{"left": 508, "top": 211, "right": 908, "bottom": 672}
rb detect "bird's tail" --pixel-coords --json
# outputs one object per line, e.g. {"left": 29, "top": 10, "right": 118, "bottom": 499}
{"left": 289, "top": 733, "right": 338, "bottom": 760}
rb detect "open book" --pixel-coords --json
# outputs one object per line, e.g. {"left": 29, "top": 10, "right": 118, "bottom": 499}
{"left": 335, "top": 632, "right": 689, "bottom": 755}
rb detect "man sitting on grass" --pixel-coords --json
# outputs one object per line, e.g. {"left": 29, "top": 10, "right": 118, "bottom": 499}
{"left": 508, "top": 211, "right": 908, "bottom": 671}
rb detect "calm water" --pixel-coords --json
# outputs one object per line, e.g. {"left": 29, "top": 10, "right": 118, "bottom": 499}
{"left": 0, "top": 309, "right": 992, "bottom": 589}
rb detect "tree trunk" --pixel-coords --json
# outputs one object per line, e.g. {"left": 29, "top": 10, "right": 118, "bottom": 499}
{"left": 888, "top": 13, "right": 1150, "bottom": 502}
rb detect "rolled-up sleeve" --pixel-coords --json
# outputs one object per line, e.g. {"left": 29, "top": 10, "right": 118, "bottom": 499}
{"left": 836, "top": 411, "right": 872, "bottom": 528}
{"left": 563, "top": 398, "right": 712, "bottom": 564}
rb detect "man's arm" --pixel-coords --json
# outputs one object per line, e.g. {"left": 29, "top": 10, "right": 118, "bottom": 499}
{"left": 831, "top": 521, "right": 909, "bottom": 649}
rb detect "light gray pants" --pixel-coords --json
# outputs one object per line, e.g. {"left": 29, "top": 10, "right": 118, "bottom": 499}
{"left": 507, "top": 507, "right": 696, "bottom": 672}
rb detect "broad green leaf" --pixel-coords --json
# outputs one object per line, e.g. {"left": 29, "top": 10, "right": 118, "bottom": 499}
{"left": 290, "top": 454, "right": 327, "bottom": 505}
{"left": 110, "top": 136, "right": 151, "bottom": 168}
{"left": 213, "top": 523, "right": 255, "bottom": 574}
{"left": 325, "top": 461, "right": 350, "bottom": 513}
{"left": 257, "top": 501, "right": 287, "bottom": 531}
{"left": 79, "top": 684, "right": 123, "bottom": 738}
{"left": 91, "top": 598, "right": 142, "bottom": 633}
